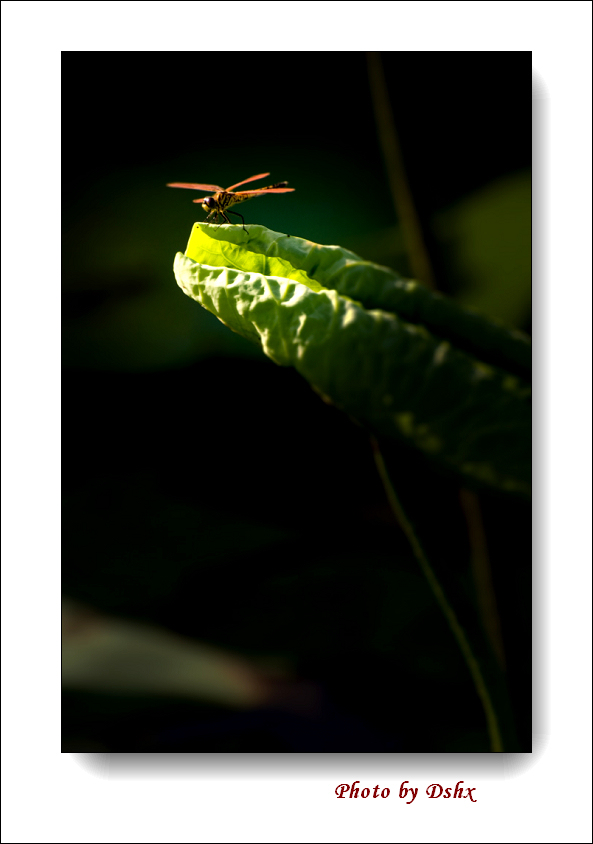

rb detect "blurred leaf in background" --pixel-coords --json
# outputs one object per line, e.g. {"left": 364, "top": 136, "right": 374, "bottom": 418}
{"left": 434, "top": 170, "right": 531, "bottom": 327}
{"left": 62, "top": 598, "right": 272, "bottom": 707}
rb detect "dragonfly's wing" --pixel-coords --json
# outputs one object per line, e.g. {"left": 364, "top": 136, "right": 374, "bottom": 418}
{"left": 225, "top": 173, "right": 270, "bottom": 191}
{"left": 167, "top": 182, "right": 224, "bottom": 192}
{"left": 236, "top": 188, "right": 295, "bottom": 195}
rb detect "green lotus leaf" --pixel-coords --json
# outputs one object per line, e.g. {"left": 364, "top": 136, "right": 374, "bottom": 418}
{"left": 174, "top": 224, "right": 531, "bottom": 495}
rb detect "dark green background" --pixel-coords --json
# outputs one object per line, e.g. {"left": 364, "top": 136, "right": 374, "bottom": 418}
{"left": 62, "top": 52, "right": 531, "bottom": 752}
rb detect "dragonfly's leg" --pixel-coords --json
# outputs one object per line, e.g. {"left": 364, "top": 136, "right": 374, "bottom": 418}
{"left": 217, "top": 211, "right": 234, "bottom": 229}
{"left": 227, "top": 209, "right": 248, "bottom": 232}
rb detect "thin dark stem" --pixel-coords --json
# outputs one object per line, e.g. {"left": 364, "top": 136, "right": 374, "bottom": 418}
{"left": 366, "top": 52, "right": 436, "bottom": 290}
{"left": 371, "top": 436, "right": 504, "bottom": 752}
{"left": 459, "top": 488, "right": 507, "bottom": 672}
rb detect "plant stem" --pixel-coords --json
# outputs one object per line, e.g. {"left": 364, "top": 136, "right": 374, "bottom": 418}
{"left": 366, "top": 52, "right": 436, "bottom": 290}
{"left": 459, "top": 488, "right": 507, "bottom": 672}
{"left": 370, "top": 436, "right": 504, "bottom": 752}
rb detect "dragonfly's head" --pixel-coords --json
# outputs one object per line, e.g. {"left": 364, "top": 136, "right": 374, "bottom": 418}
{"left": 202, "top": 196, "right": 216, "bottom": 212}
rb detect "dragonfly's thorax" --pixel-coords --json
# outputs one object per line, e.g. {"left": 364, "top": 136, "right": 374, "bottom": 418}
{"left": 219, "top": 190, "right": 248, "bottom": 209}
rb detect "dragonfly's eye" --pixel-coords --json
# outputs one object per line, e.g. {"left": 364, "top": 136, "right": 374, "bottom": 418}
{"left": 203, "top": 197, "right": 215, "bottom": 209}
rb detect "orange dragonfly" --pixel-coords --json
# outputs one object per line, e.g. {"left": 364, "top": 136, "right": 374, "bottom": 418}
{"left": 167, "top": 172, "right": 294, "bottom": 231}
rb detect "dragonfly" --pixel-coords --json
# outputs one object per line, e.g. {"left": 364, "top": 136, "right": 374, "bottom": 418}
{"left": 167, "top": 172, "right": 294, "bottom": 231}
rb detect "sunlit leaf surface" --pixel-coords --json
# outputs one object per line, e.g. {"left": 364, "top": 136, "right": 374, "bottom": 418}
{"left": 174, "top": 225, "right": 531, "bottom": 495}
